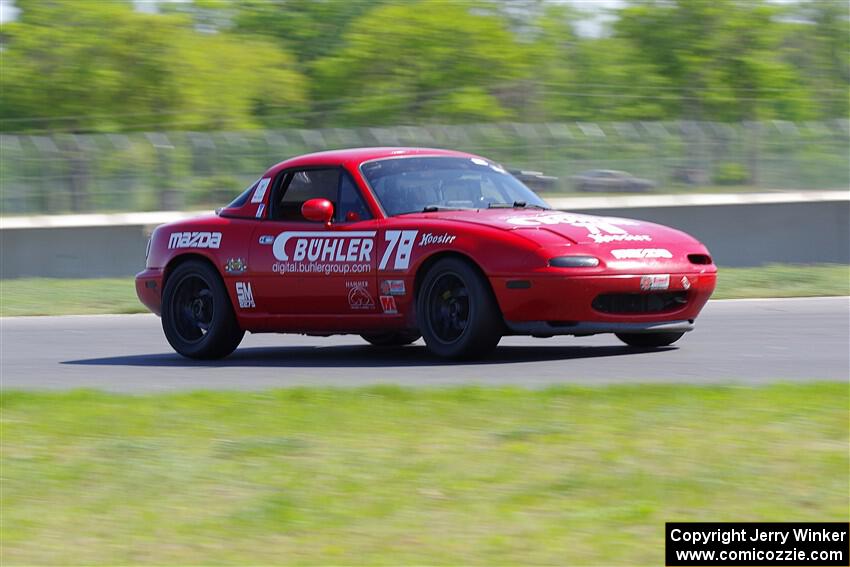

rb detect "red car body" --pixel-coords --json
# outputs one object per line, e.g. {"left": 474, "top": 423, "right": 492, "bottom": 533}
{"left": 136, "top": 147, "right": 716, "bottom": 357}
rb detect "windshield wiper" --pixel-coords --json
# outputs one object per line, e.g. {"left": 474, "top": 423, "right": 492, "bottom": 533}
{"left": 488, "top": 201, "right": 548, "bottom": 210}
{"left": 422, "top": 205, "right": 468, "bottom": 212}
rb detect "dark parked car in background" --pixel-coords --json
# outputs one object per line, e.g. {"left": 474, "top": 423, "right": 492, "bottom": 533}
{"left": 508, "top": 169, "right": 559, "bottom": 192}
{"left": 572, "top": 169, "right": 656, "bottom": 193}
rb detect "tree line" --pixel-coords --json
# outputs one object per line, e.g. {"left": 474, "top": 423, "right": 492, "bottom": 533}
{"left": 1, "top": 0, "right": 847, "bottom": 134}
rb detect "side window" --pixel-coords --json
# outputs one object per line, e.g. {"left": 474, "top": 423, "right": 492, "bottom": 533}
{"left": 274, "top": 169, "right": 340, "bottom": 222}
{"left": 338, "top": 172, "right": 372, "bottom": 222}
{"left": 225, "top": 179, "right": 258, "bottom": 209}
{"left": 273, "top": 168, "right": 372, "bottom": 223}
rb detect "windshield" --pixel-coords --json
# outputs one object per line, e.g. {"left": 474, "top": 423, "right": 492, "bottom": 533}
{"left": 360, "top": 156, "right": 550, "bottom": 216}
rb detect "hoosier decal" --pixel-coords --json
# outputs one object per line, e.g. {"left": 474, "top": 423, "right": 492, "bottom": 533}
{"left": 418, "top": 232, "right": 456, "bottom": 246}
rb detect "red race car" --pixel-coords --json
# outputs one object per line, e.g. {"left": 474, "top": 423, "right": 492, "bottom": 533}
{"left": 136, "top": 147, "right": 717, "bottom": 359}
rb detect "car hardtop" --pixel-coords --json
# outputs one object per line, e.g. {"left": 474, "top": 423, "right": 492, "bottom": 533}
{"left": 216, "top": 147, "right": 494, "bottom": 221}
{"left": 266, "top": 147, "right": 483, "bottom": 175}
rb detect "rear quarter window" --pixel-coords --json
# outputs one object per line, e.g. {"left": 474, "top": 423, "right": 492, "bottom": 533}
{"left": 225, "top": 179, "right": 259, "bottom": 209}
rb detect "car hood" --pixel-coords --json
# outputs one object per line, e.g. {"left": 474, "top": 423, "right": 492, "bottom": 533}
{"left": 417, "top": 208, "right": 698, "bottom": 246}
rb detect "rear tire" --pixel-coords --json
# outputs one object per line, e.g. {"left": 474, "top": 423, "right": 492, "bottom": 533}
{"left": 417, "top": 257, "right": 502, "bottom": 359}
{"left": 615, "top": 332, "right": 684, "bottom": 348}
{"left": 161, "top": 260, "right": 244, "bottom": 359}
{"left": 360, "top": 332, "right": 421, "bottom": 347}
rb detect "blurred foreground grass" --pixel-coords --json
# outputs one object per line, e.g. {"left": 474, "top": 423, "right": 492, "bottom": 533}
{"left": 2, "top": 384, "right": 847, "bottom": 565}
{"left": 1, "top": 264, "right": 847, "bottom": 316}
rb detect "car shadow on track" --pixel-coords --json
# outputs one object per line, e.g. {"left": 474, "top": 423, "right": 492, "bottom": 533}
{"left": 62, "top": 343, "right": 675, "bottom": 368}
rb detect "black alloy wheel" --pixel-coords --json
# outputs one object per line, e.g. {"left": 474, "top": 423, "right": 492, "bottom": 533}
{"left": 427, "top": 272, "right": 470, "bottom": 344}
{"left": 417, "top": 257, "right": 502, "bottom": 359}
{"left": 161, "top": 260, "right": 244, "bottom": 359}
{"left": 171, "top": 274, "right": 214, "bottom": 343}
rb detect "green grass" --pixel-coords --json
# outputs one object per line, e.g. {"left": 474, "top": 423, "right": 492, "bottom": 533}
{"left": 1, "top": 264, "right": 847, "bottom": 317}
{"left": 713, "top": 263, "right": 849, "bottom": 299}
{"left": 1, "top": 384, "right": 847, "bottom": 564}
{"left": 0, "top": 277, "right": 143, "bottom": 316}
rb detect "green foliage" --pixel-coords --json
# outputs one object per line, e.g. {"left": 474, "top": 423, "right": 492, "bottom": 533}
{"left": 311, "top": 1, "right": 526, "bottom": 125}
{"left": 0, "top": 0, "right": 847, "bottom": 133}
{"left": 0, "top": 0, "right": 307, "bottom": 132}
{"left": 712, "top": 162, "right": 750, "bottom": 185}
{"left": 187, "top": 174, "right": 244, "bottom": 207}
{"left": 614, "top": 0, "right": 811, "bottom": 121}
{"left": 784, "top": 1, "right": 850, "bottom": 119}
{"left": 231, "top": 0, "right": 387, "bottom": 66}
{"left": 170, "top": 33, "right": 308, "bottom": 130}
{"left": 2, "top": 1, "right": 183, "bottom": 132}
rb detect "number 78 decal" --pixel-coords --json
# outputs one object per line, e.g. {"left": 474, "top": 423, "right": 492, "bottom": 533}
{"left": 379, "top": 230, "right": 418, "bottom": 270}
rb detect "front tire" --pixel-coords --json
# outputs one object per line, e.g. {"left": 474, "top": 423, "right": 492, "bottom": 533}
{"left": 417, "top": 258, "right": 502, "bottom": 359}
{"left": 161, "top": 260, "right": 244, "bottom": 359}
{"left": 360, "top": 332, "right": 421, "bottom": 347}
{"left": 616, "top": 332, "right": 684, "bottom": 348}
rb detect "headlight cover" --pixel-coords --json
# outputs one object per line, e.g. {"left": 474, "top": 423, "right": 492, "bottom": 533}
{"left": 549, "top": 255, "right": 600, "bottom": 268}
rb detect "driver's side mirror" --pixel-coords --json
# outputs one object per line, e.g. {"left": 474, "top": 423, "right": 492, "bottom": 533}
{"left": 301, "top": 198, "right": 334, "bottom": 226}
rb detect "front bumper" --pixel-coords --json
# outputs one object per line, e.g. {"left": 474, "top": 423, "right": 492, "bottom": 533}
{"left": 491, "top": 271, "right": 716, "bottom": 328}
{"left": 505, "top": 319, "right": 694, "bottom": 336}
{"left": 135, "top": 268, "right": 164, "bottom": 316}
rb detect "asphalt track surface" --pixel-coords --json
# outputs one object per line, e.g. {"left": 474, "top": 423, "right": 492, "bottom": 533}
{"left": 1, "top": 297, "right": 847, "bottom": 392}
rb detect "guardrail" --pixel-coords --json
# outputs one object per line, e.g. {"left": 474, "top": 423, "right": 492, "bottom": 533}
{"left": 1, "top": 191, "right": 847, "bottom": 278}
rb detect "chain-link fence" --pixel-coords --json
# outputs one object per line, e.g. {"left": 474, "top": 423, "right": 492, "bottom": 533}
{"left": 1, "top": 119, "right": 847, "bottom": 214}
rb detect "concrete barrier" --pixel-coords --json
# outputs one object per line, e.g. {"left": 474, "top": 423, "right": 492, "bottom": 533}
{"left": 550, "top": 191, "right": 850, "bottom": 268}
{"left": 1, "top": 192, "right": 847, "bottom": 278}
{"left": 0, "top": 211, "right": 204, "bottom": 279}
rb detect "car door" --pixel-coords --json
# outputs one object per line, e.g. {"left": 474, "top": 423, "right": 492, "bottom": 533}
{"left": 248, "top": 166, "right": 379, "bottom": 320}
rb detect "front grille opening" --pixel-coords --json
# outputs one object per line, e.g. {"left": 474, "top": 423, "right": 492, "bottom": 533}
{"left": 688, "top": 253, "right": 712, "bottom": 265}
{"left": 592, "top": 292, "right": 688, "bottom": 314}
